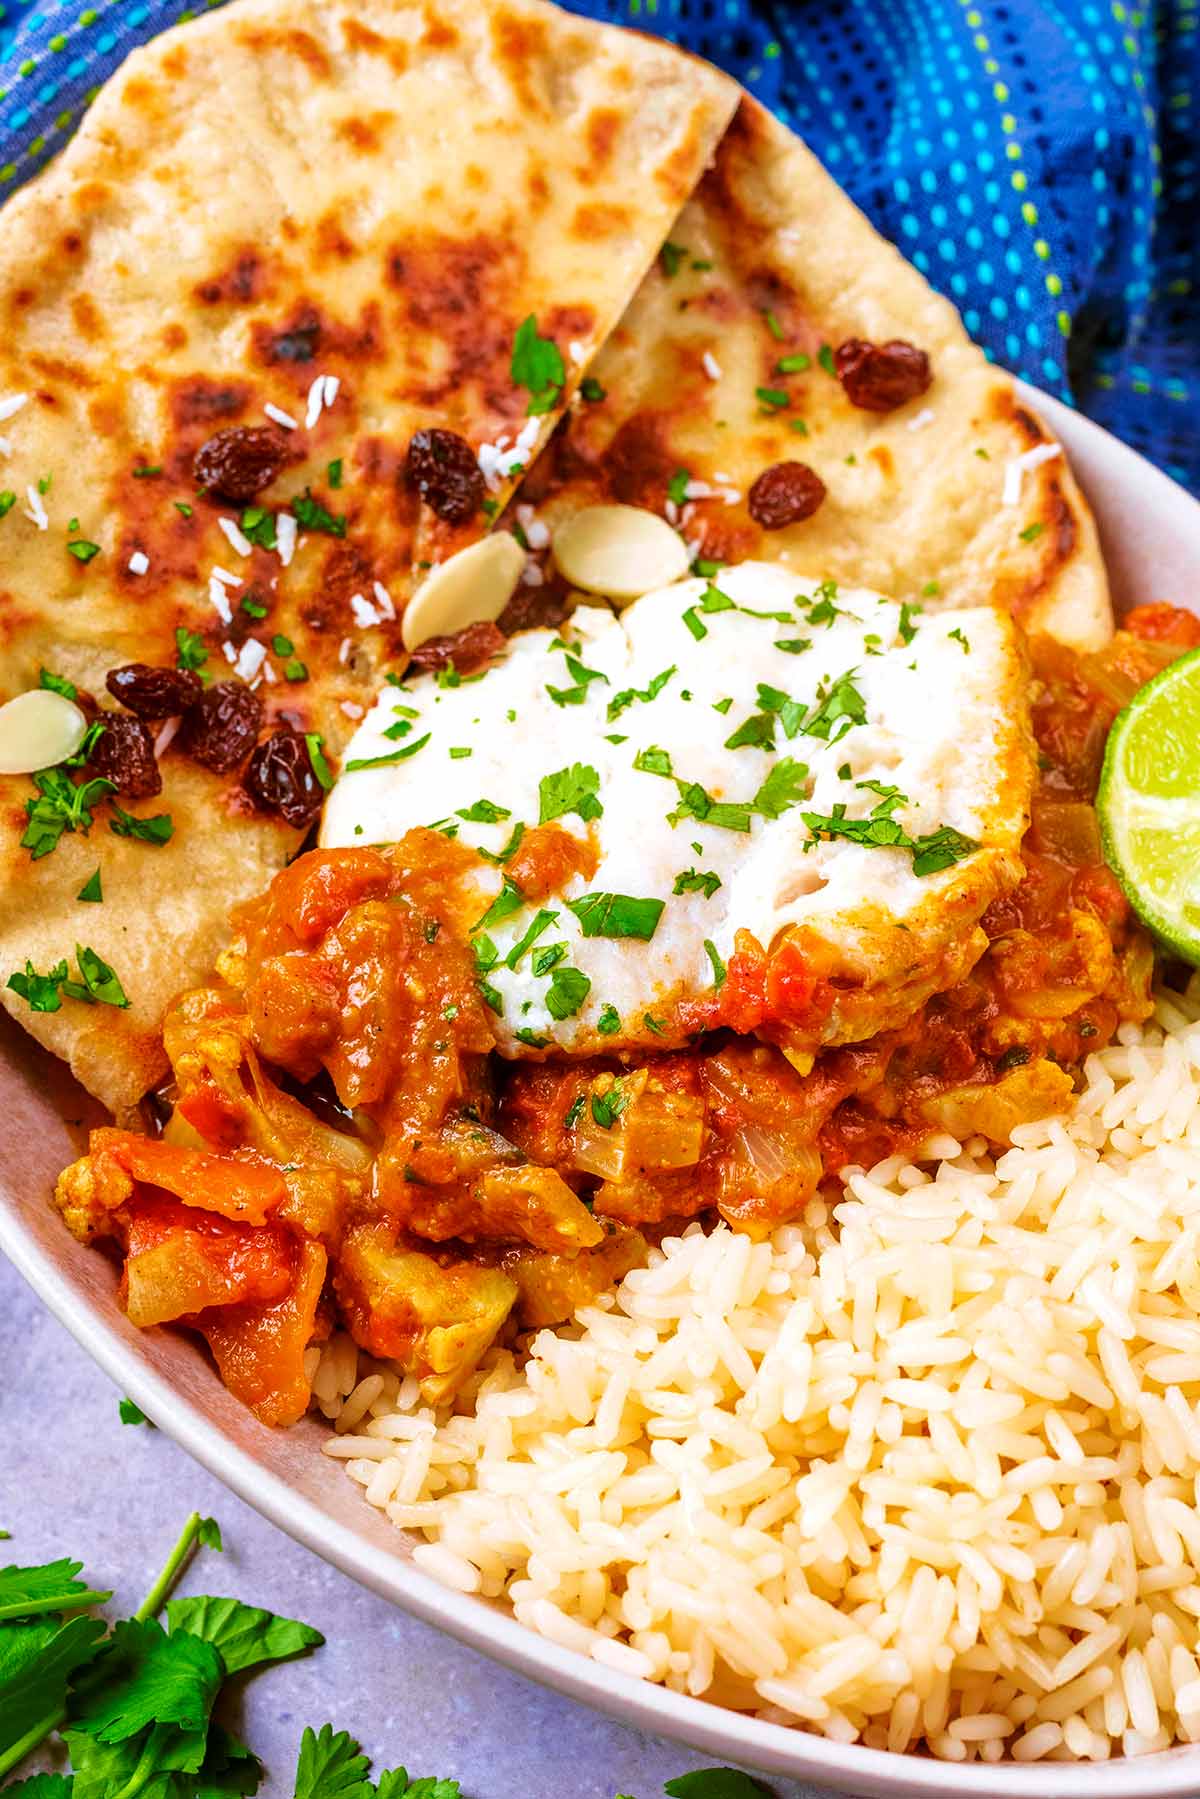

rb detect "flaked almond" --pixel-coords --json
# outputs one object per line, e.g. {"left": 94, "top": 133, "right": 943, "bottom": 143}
{"left": 401, "top": 534, "right": 526, "bottom": 653}
{"left": 0, "top": 688, "right": 88, "bottom": 775}
{"left": 551, "top": 504, "right": 689, "bottom": 604}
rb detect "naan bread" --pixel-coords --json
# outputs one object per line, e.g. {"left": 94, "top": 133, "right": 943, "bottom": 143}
{"left": 0, "top": 0, "right": 737, "bottom": 1114}
{"left": 521, "top": 99, "right": 1111, "bottom": 653}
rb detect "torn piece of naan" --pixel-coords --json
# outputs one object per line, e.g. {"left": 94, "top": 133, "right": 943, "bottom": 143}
{"left": 522, "top": 98, "right": 1111, "bottom": 653}
{"left": 0, "top": 0, "right": 738, "bottom": 1114}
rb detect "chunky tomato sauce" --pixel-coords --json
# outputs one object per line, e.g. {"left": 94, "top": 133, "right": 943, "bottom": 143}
{"left": 55, "top": 611, "right": 1195, "bottom": 1423}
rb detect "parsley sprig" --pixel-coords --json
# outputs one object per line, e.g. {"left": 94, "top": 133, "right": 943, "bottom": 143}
{"left": 510, "top": 315, "right": 565, "bottom": 417}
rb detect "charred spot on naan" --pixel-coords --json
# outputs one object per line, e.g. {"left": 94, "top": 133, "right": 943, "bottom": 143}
{"left": 195, "top": 249, "right": 272, "bottom": 308}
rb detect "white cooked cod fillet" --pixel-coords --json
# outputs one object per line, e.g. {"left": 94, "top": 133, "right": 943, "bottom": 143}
{"left": 322, "top": 563, "right": 1034, "bottom": 1057}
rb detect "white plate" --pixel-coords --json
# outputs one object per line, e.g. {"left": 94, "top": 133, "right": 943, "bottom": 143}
{"left": 4, "top": 387, "right": 1200, "bottom": 1799}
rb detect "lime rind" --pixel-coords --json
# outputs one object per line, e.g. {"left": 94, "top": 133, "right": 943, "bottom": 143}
{"left": 1098, "top": 645, "right": 1200, "bottom": 967}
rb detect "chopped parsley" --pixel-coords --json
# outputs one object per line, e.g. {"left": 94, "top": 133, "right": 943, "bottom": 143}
{"left": 545, "top": 964, "right": 591, "bottom": 1020}
{"left": 456, "top": 798, "right": 511, "bottom": 824}
{"left": 596, "top": 1003, "right": 621, "bottom": 1035}
{"left": 8, "top": 944, "right": 129, "bottom": 1012}
{"left": 800, "top": 669, "right": 867, "bottom": 742}
{"left": 590, "top": 1082, "right": 630, "bottom": 1129}
{"left": 607, "top": 663, "right": 676, "bottom": 722}
{"left": 753, "top": 756, "right": 809, "bottom": 819}
{"left": 659, "top": 241, "right": 687, "bottom": 278}
{"left": 763, "top": 309, "right": 785, "bottom": 340}
{"left": 476, "top": 821, "right": 526, "bottom": 866}
{"left": 290, "top": 490, "right": 346, "bottom": 537}
{"left": 505, "top": 908, "right": 557, "bottom": 969}
{"left": 66, "top": 539, "right": 101, "bottom": 563}
{"left": 774, "top": 637, "right": 812, "bottom": 655}
{"left": 567, "top": 892, "right": 664, "bottom": 942}
{"left": 327, "top": 458, "right": 343, "bottom": 489}
{"left": 703, "top": 939, "right": 727, "bottom": 990}
{"left": 546, "top": 651, "right": 608, "bottom": 707}
{"left": 240, "top": 594, "right": 268, "bottom": 620}
{"left": 174, "top": 627, "right": 208, "bottom": 672}
{"left": 712, "top": 696, "right": 733, "bottom": 714}
{"left": 1019, "top": 521, "right": 1045, "bottom": 543}
{"left": 174, "top": 499, "right": 194, "bottom": 519}
{"left": 475, "top": 878, "right": 525, "bottom": 933}
{"left": 345, "top": 734, "right": 430, "bottom": 771}
{"left": 448, "top": 746, "right": 472, "bottom": 759}
{"left": 21, "top": 770, "right": 114, "bottom": 861}
{"left": 898, "top": 602, "right": 920, "bottom": 646}
{"left": 514, "top": 1026, "right": 551, "bottom": 1049}
{"left": 777, "top": 351, "right": 811, "bottom": 374}
{"left": 0, "top": 490, "right": 15, "bottom": 518}
{"left": 818, "top": 342, "right": 837, "bottom": 376}
{"left": 109, "top": 805, "right": 174, "bottom": 846}
{"left": 673, "top": 867, "right": 721, "bottom": 899}
{"left": 564, "top": 1093, "right": 587, "bottom": 1127}
{"left": 755, "top": 385, "right": 789, "bottom": 411}
{"left": 922, "top": 579, "right": 941, "bottom": 598}
{"left": 305, "top": 734, "right": 334, "bottom": 790}
{"left": 510, "top": 313, "right": 565, "bottom": 416}
{"left": 271, "top": 634, "right": 294, "bottom": 658}
{"left": 724, "top": 710, "right": 777, "bottom": 751}
{"left": 801, "top": 800, "right": 978, "bottom": 875}
{"left": 580, "top": 375, "right": 606, "bottom": 403}
{"left": 538, "top": 762, "right": 602, "bottom": 826}
{"left": 284, "top": 658, "right": 308, "bottom": 683}
{"left": 666, "top": 468, "right": 691, "bottom": 507}
{"left": 530, "top": 941, "right": 567, "bottom": 977}
{"left": 948, "top": 626, "right": 970, "bottom": 653}
{"left": 76, "top": 869, "right": 102, "bottom": 904}
{"left": 239, "top": 507, "right": 277, "bottom": 551}
{"left": 39, "top": 668, "right": 77, "bottom": 700}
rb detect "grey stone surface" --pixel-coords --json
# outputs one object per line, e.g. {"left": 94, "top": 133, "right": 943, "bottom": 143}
{"left": 0, "top": 1252, "right": 818, "bottom": 1799}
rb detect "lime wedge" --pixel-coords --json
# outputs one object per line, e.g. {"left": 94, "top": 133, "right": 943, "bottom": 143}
{"left": 1098, "top": 645, "right": 1200, "bottom": 964}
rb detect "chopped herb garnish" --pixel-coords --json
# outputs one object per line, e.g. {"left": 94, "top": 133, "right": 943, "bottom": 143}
{"left": 538, "top": 762, "right": 602, "bottom": 826}
{"left": 1019, "top": 521, "right": 1045, "bottom": 543}
{"left": 239, "top": 507, "right": 277, "bottom": 551}
{"left": 345, "top": 734, "right": 430, "bottom": 771}
{"left": 66, "top": 540, "right": 101, "bottom": 563}
{"left": 118, "top": 1396, "right": 150, "bottom": 1424}
{"left": 505, "top": 908, "right": 557, "bottom": 969}
{"left": 898, "top": 602, "right": 920, "bottom": 646}
{"left": 76, "top": 869, "right": 102, "bottom": 904}
{"left": 801, "top": 669, "right": 867, "bottom": 742}
{"left": 763, "top": 309, "right": 785, "bottom": 340}
{"left": 633, "top": 745, "right": 674, "bottom": 778}
{"left": 596, "top": 1003, "right": 621, "bottom": 1035}
{"left": 802, "top": 802, "right": 978, "bottom": 876}
{"left": 818, "top": 342, "right": 837, "bottom": 376}
{"left": 789, "top": 417, "right": 810, "bottom": 435}
{"left": 240, "top": 594, "right": 268, "bottom": 619}
{"left": 774, "top": 637, "right": 813, "bottom": 655}
{"left": 456, "top": 798, "right": 511, "bottom": 824}
{"left": 327, "top": 458, "right": 343, "bottom": 489}
{"left": 305, "top": 734, "right": 334, "bottom": 790}
{"left": 174, "top": 500, "right": 193, "bottom": 519}
{"left": 475, "top": 878, "right": 525, "bottom": 933}
{"left": 21, "top": 770, "right": 114, "bottom": 861}
{"left": 724, "top": 710, "right": 777, "bottom": 751}
{"left": 567, "top": 892, "right": 664, "bottom": 942}
{"left": 703, "top": 939, "right": 726, "bottom": 990}
{"left": 6, "top": 958, "right": 70, "bottom": 1012}
{"left": 271, "top": 633, "right": 294, "bottom": 658}
{"left": 284, "top": 658, "right": 308, "bottom": 683}
{"left": 580, "top": 376, "right": 606, "bottom": 403}
{"left": 948, "top": 626, "right": 970, "bottom": 652}
{"left": 564, "top": 1093, "right": 586, "bottom": 1127}
{"left": 607, "top": 664, "right": 676, "bottom": 722}
{"left": 922, "top": 580, "right": 941, "bottom": 598}
{"left": 659, "top": 241, "right": 687, "bottom": 278}
{"left": 712, "top": 696, "right": 733, "bottom": 714}
{"left": 545, "top": 964, "right": 591, "bottom": 1020}
{"left": 510, "top": 313, "right": 565, "bottom": 416}
{"left": 669, "top": 782, "right": 754, "bottom": 833}
{"left": 448, "top": 745, "right": 472, "bottom": 759}
{"left": 667, "top": 468, "right": 691, "bottom": 507}
{"left": 9, "top": 943, "right": 130, "bottom": 1011}
{"left": 673, "top": 867, "right": 721, "bottom": 899}
{"left": 0, "top": 491, "right": 16, "bottom": 518}
{"left": 755, "top": 385, "right": 789, "bottom": 410}
{"left": 109, "top": 805, "right": 174, "bottom": 846}
{"left": 910, "top": 824, "right": 980, "bottom": 876}
{"left": 476, "top": 821, "right": 527, "bottom": 866}
{"left": 515, "top": 1026, "right": 551, "bottom": 1049}
{"left": 546, "top": 651, "right": 608, "bottom": 708}
{"left": 591, "top": 1082, "right": 630, "bottom": 1129}
{"left": 39, "top": 668, "right": 77, "bottom": 700}
{"left": 753, "top": 756, "right": 809, "bottom": 819}
{"left": 291, "top": 489, "right": 347, "bottom": 537}
{"left": 37, "top": 474, "right": 52, "bottom": 495}
{"left": 777, "top": 352, "right": 811, "bottom": 374}
{"left": 530, "top": 941, "right": 567, "bottom": 977}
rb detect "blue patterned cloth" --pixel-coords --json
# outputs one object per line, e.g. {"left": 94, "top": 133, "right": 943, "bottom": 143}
{"left": 0, "top": 0, "right": 1195, "bottom": 490}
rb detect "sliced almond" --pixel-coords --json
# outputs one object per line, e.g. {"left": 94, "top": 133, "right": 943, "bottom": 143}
{"left": 551, "top": 504, "right": 689, "bottom": 603}
{"left": 0, "top": 688, "right": 88, "bottom": 775}
{"left": 401, "top": 533, "right": 526, "bottom": 652}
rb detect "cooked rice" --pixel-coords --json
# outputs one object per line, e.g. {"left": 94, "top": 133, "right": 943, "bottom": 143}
{"left": 314, "top": 975, "right": 1200, "bottom": 1762}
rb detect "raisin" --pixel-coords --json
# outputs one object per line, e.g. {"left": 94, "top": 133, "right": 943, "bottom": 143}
{"left": 243, "top": 727, "right": 324, "bottom": 828}
{"left": 88, "top": 713, "right": 162, "bottom": 799}
{"left": 106, "top": 662, "right": 203, "bottom": 720}
{"left": 498, "top": 585, "right": 569, "bottom": 636}
{"left": 747, "top": 461, "right": 827, "bottom": 530}
{"left": 407, "top": 619, "right": 506, "bottom": 676}
{"left": 833, "top": 338, "right": 932, "bottom": 412}
{"left": 405, "top": 428, "right": 485, "bottom": 524}
{"left": 193, "top": 425, "right": 288, "bottom": 502}
{"left": 177, "top": 681, "right": 263, "bottom": 773}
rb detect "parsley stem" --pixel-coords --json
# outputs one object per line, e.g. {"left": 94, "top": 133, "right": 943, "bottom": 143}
{"left": 107, "top": 1733, "right": 161, "bottom": 1799}
{"left": 0, "top": 1705, "right": 66, "bottom": 1779}
{"left": 0, "top": 1587, "right": 111, "bottom": 1621}
{"left": 135, "top": 1511, "right": 203, "bottom": 1621}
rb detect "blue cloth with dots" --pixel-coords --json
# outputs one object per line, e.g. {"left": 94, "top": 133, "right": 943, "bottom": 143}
{"left": 0, "top": 0, "right": 1194, "bottom": 491}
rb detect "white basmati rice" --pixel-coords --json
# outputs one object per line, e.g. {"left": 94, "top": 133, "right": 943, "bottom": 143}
{"left": 318, "top": 976, "right": 1200, "bottom": 1762}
